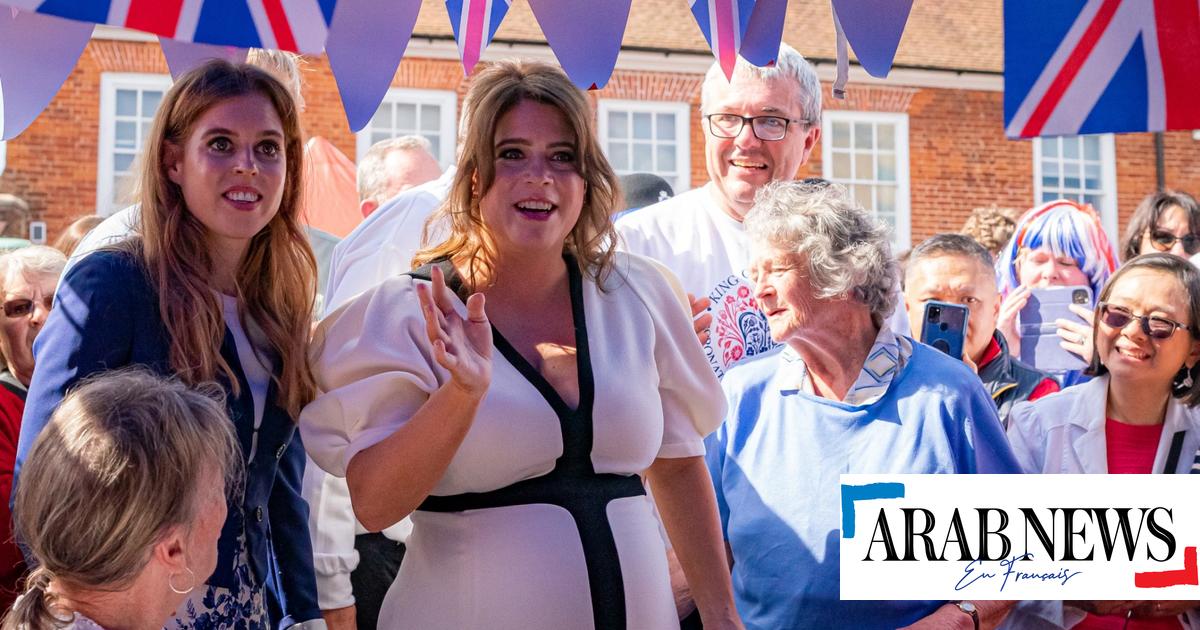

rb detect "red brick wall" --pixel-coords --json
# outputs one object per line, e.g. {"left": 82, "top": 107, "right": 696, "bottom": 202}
{"left": 2, "top": 38, "right": 1197, "bottom": 248}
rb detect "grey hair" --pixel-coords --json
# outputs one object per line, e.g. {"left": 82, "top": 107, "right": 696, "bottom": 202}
{"left": 245, "top": 48, "right": 305, "bottom": 109}
{"left": 0, "top": 246, "right": 66, "bottom": 287}
{"left": 700, "top": 43, "right": 823, "bottom": 125}
{"left": 745, "top": 180, "right": 898, "bottom": 324}
{"left": 356, "top": 135, "right": 436, "bottom": 202}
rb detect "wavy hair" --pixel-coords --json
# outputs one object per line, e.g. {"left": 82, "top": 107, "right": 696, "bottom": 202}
{"left": 996, "top": 199, "right": 1118, "bottom": 300}
{"left": 744, "top": 179, "right": 898, "bottom": 326}
{"left": 412, "top": 60, "right": 620, "bottom": 291}
{"left": 126, "top": 59, "right": 316, "bottom": 417}
{"left": 3, "top": 370, "right": 241, "bottom": 630}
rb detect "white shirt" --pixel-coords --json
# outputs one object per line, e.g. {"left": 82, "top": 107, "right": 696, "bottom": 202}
{"left": 64, "top": 206, "right": 139, "bottom": 275}
{"left": 302, "top": 166, "right": 453, "bottom": 610}
{"left": 616, "top": 183, "right": 911, "bottom": 378}
{"left": 220, "top": 294, "right": 271, "bottom": 461}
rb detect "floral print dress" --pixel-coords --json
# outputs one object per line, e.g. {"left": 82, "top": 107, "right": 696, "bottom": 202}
{"left": 166, "top": 535, "right": 267, "bottom": 630}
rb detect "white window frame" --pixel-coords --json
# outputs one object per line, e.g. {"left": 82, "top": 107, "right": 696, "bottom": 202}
{"left": 597, "top": 99, "right": 691, "bottom": 194}
{"left": 355, "top": 88, "right": 457, "bottom": 167}
{"left": 821, "top": 111, "right": 912, "bottom": 249}
{"left": 97, "top": 72, "right": 172, "bottom": 216}
{"left": 0, "top": 140, "right": 6, "bottom": 177}
{"left": 1032, "top": 134, "right": 1119, "bottom": 240}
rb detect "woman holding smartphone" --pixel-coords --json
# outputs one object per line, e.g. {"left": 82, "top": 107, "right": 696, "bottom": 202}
{"left": 15, "top": 60, "right": 322, "bottom": 627}
{"left": 1007, "top": 253, "right": 1200, "bottom": 628}
{"left": 995, "top": 199, "right": 1119, "bottom": 387}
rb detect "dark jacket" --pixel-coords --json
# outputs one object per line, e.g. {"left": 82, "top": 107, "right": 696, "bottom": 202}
{"left": 15, "top": 250, "right": 320, "bottom": 627}
{"left": 978, "top": 331, "right": 1059, "bottom": 425}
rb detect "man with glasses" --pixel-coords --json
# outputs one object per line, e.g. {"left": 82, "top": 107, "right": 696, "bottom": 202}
{"left": 616, "top": 44, "right": 909, "bottom": 378}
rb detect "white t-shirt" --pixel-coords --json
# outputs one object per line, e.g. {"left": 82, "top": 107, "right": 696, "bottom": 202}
{"left": 616, "top": 183, "right": 911, "bottom": 378}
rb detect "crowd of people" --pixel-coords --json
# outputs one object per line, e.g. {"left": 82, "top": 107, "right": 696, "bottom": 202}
{"left": 0, "top": 41, "right": 1195, "bottom": 630}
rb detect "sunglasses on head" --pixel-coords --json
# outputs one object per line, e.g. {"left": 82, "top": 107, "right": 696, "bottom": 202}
{"left": 3, "top": 296, "right": 52, "bottom": 318}
{"left": 1098, "top": 302, "right": 1189, "bottom": 340}
{"left": 1148, "top": 229, "right": 1200, "bottom": 255}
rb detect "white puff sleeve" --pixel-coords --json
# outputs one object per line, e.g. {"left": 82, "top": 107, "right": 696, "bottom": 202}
{"left": 299, "top": 276, "right": 446, "bottom": 477}
{"left": 614, "top": 253, "right": 727, "bottom": 458}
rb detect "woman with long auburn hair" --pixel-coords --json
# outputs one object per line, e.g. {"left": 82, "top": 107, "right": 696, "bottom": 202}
{"left": 301, "top": 60, "right": 741, "bottom": 629}
{"left": 14, "top": 59, "right": 322, "bottom": 628}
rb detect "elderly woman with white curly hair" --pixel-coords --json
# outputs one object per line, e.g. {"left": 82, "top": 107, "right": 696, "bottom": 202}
{"left": 704, "top": 180, "right": 1021, "bottom": 630}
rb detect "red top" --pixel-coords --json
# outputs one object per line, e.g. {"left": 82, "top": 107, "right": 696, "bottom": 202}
{"left": 976, "top": 337, "right": 1060, "bottom": 401}
{"left": 1105, "top": 418, "right": 1166, "bottom": 474}
{"left": 0, "top": 385, "right": 24, "bottom": 610}
{"left": 1075, "top": 611, "right": 1184, "bottom": 629}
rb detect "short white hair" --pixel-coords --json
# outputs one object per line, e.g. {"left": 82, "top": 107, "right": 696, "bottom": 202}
{"left": 0, "top": 246, "right": 66, "bottom": 288}
{"left": 700, "top": 43, "right": 822, "bottom": 126}
{"left": 356, "top": 136, "right": 436, "bottom": 202}
{"left": 745, "top": 180, "right": 897, "bottom": 324}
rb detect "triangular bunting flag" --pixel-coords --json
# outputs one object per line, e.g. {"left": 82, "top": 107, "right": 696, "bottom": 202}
{"left": 739, "top": 0, "right": 788, "bottom": 68}
{"left": 0, "top": 8, "right": 92, "bottom": 140}
{"left": 160, "top": 38, "right": 248, "bottom": 80}
{"left": 326, "top": 0, "right": 422, "bottom": 132}
{"left": 445, "top": 0, "right": 512, "bottom": 75}
{"left": 528, "top": 0, "right": 631, "bottom": 90}
{"left": 688, "top": 0, "right": 757, "bottom": 79}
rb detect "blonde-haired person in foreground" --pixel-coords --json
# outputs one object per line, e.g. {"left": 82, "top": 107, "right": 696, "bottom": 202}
{"left": 3, "top": 370, "right": 240, "bottom": 630}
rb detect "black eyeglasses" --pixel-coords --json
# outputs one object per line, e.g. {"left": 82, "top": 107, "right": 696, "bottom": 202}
{"left": 1148, "top": 229, "right": 1200, "bottom": 255}
{"left": 1098, "top": 302, "right": 1190, "bottom": 340}
{"left": 704, "top": 114, "right": 807, "bottom": 141}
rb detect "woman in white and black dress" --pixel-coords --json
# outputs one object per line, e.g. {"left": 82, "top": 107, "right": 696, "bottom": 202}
{"left": 299, "top": 60, "right": 740, "bottom": 629}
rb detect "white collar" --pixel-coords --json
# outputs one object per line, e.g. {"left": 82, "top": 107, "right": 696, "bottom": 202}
{"left": 778, "top": 325, "right": 912, "bottom": 405}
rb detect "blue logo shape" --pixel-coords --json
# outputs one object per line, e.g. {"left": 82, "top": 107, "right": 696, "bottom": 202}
{"left": 841, "top": 482, "right": 905, "bottom": 538}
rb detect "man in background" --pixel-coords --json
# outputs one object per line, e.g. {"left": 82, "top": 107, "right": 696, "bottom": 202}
{"left": 356, "top": 136, "right": 442, "bottom": 219}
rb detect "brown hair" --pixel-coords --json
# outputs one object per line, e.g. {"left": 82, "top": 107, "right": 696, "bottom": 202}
{"left": 412, "top": 60, "right": 620, "bottom": 290}
{"left": 960, "top": 205, "right": 1017, "bottom": 258}
{"left": 1119, "top": 190, "right": 1200, "bottom": 262}
{"left": 3, "top": 369, "right": 241, "bottom": 630}
{"left": 51, "top": 215, "right": 105, "bottom": 257}
{"left": 1086, "top": 252, "right": 1200, "bottom": 405}
{"left": 126, "top": 59, "right": 316, "bottom": 417}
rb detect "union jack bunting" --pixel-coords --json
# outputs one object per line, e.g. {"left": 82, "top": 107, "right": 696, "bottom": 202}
{"left": 1004, "top": 0, "right": 1200, "bottom": 138}
{"left": 688, "top": 0, "right": 756, "bottom": 79}
{"left": 446, "top": 0, "right": 511, "bottom": 75}
{"left": 1, "top": 0, "right": 336, "bottom": 53}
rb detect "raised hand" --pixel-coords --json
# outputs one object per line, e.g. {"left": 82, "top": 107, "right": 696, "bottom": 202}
{"left": 997, "top": 285, "right": 1032, "bottom": 356}
{"left": 416, "top": 265, "right": 492, "bottom": 396}
{"left": 690, "top": 293, "right": 713, "bottom": 346}
{"left": 1056, "top": 303, "right": 1095, "bottom": 363}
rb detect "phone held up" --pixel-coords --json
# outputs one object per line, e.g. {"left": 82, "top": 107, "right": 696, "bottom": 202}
{"left": 1018, "top": 286, "right": 1093, "bottom": 372}
{"left": 921, "top": 301, "right": 968, "bottom": 360}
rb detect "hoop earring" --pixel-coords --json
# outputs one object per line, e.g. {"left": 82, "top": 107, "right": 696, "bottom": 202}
{"left": 168, "top": 567, "right": 196, "bottom": 595}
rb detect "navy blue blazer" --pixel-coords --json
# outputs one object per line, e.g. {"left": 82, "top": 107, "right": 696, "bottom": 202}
{"left": 15, "top": 249, "right": 320, "bottom": 627}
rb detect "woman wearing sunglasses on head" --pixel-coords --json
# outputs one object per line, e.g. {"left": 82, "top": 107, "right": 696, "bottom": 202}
{"left": 1120, "top": 190, "right": 1200, "bottom": 262}
{"left": 1007, "top": 253, "right": 1200, "bottom": 629}
{"left": 14, "top": 60, "right": 323, "bottom": 629}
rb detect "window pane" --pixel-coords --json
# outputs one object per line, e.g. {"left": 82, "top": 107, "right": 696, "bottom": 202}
{"left": 877, "top": 153, "right": 896, "bottom": 181}
{"left": 877, "top": 185, "right": 896, "bottom": 215}
{"left": 1043, "top": 160, "right": 1059, "bottom": 178}
{"left": 609, "top": 141, "right": 629, "bottom": 170}
{"left": 854, "top": 122, "right": 873, "bottom": 149}
{"left": 116, "top": 89, "right": 137, "bottom": 116}
{"left": 1084, "top": 162, "right": 1101, "bottom": 191}
{"left": 420, "top": 105, "right": 441, "bottom": 132}
{"left": 427, "top": 137, "right": 441, "bottom": 160}
{"left": 371, "top": 132, "right": 390, "bottom": 146}
{"left": 1042, "top": 191, "right": 1058, "bottom": 203}
{"left": 395, "top": 103, "right": 417, "bottom": 132}
{"left": 1063, "top": 137, "right": 1080, "bottom": 160}
{"left": 656, "top": 113, "right": 675, "bottom": 140}
{"left": 609, "top": 111, "right": 628, "bottom": 138}
{"left": 141, "top": 90, "right": 162, "bottom": 116}
{"left": 1083, "top": 136, "right": 1100, "bottom": 160}
{"left": 140, "top": 121, "right": 152, "bottom": 143}
{"left": 115, "top": 121, "right": 137, "bottom": 149}
{"left": 877, "top": 124, "right": 895, "bottom": 150}
{"left": 633, "top": 113, "right": 652, "bottom": 140}
{"left": 1042, "top": 174, "right": 1060, "bottom": 190}
{"left": 1063, "top": 162, "right": 1080, "bottom": 189}
{"left": 852, "top": 184, "right": 874, "bottom": 209}
{"left": 113, "top": 174, "right": 135, "bottom": 204}
{"left": 632, "top": 142, "right": 653, "bottom": 171}
{"left": 832, "top": 151, "right": 851, "bottom": 179}
{"left": 1040, "top": 138, "right": 1058, "bottom": 158}
{"left": 832, "top": 121, "right": 850, "bottom": 148}
{"left": 1084, "top": 193, "right": 1103, "bottom": 208}
{"left": 113, "top": 152, "right": 135, "bottom": 172}
{"left": 656, "top": 144, "right": 676, "bottom": 172}
{"left": 371, "top": 105, "right": 391, "bottom": 130}
{"left": 855, "top": 153, "right": 873, "bottom": 180}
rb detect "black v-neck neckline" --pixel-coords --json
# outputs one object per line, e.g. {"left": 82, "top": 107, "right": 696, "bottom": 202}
{"left": 438, "top": 254, "right": 595, "bottom": 421}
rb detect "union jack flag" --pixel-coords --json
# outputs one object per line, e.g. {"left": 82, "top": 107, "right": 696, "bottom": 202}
{"left": 446, "top": 0, "right": 511, "bottom": 75}
{"left": 689, "top": 0, "right": 756, "bottom": 79}
{"left": 1, "top": 0, "right": 336, "bottom": 53}
{"left": 1005, "top": 0, "right": 1200, "bottom": 138}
